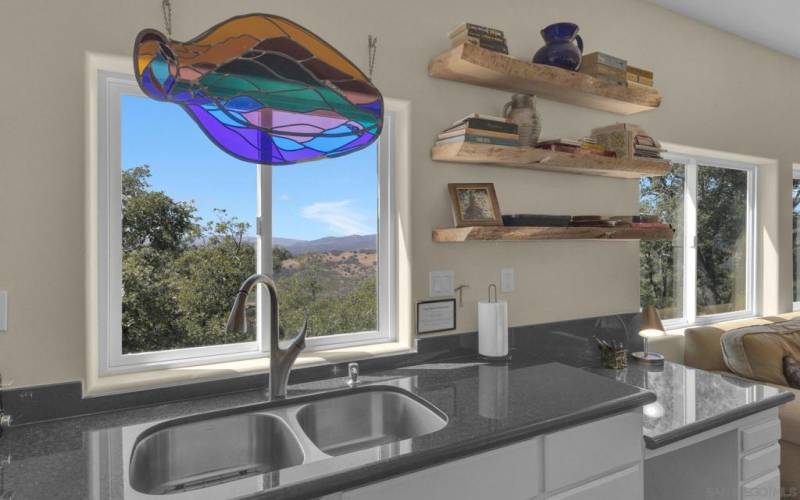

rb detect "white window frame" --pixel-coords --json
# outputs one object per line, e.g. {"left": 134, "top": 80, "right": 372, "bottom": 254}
{"left": 655, "top": 152, "right": 758, "bottom": 331}
{"left": 94, "top": 64, "right": 398, "bottom": 375}
{"left": 792, "top": 165, "right": 800, "bottom": 311}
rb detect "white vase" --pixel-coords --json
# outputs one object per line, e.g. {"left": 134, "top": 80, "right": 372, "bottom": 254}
{"left": 502, "top": 94, "right": 542, "bottom": 147}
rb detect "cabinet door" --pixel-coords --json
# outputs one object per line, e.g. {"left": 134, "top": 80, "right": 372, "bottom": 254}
{"left": 546, "top": 465, "right": 642, "bottom": 500}
{"left": 544, "top": 411, "right": 643, "bottom": 491}
{"left": 742, "top": 469, "right": 780, "bottom": 500}
{"left": 342, "top": 438, "right": 542, "bottom": 500}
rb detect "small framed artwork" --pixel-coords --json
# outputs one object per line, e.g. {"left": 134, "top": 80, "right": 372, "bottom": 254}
{"left": 417, "top": 299, "right": 457, "bottom": 334}
{"left": 448, "top": 183, "right": 502, "bottom": 227}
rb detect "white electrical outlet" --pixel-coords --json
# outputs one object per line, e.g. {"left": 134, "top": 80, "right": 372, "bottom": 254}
{"left": 501, "top": 268, "right": 515, "bottom": 293}
{"left": 429, "top": 271, "right": 455, "bottom": 297}
{"left": 0, "top": 291, "right": 7, "bottom": 332}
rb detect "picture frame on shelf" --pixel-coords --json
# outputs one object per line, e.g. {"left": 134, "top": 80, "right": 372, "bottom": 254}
{"left": 448, "top": 183, "right": 502, "bottom": 227}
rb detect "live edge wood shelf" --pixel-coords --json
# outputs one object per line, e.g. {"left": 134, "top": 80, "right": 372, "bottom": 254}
{"left": 432, "top": 141, "right": 670, "bottom": 179}
{"left": 433, "top": 225, "right": 675, "bottom": 242}
{"left": 429, "top": 44, "right": 662, "bottom": 115}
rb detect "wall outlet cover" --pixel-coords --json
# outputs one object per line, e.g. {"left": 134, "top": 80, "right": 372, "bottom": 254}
{"left": 430, "top": 271, "right": 455, "bottom": 297}
{"left": 501, "top": 268, "right": 515, "bottom": 293}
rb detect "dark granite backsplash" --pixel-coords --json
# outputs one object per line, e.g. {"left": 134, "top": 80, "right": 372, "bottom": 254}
{"left": 2, "top": 312, "right": 642, "bottom": 426}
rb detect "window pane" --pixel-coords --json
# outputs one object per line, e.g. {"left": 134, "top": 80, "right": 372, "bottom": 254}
{"left": 640, "top": 163, "right": 685, "bottom": 320}
{"left": 272, "top": 143, "right": 379, "bottom": 340}
{"left": 696, "top": 165, "right": 748, "bottom": 315}
{"left": 120, "top": 95, "right": 257, "bottom": 354}
{"left": 793, "top": 177, "right": 800, "bottom": 303}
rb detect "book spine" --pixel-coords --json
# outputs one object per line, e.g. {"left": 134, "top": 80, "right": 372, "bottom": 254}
{"left": 462, "top": 118, "right": 517, "bottom": 134}
{"left": 464, "top": 135, "right": 518, "bottom": 146}
{"left": 456, "top": 32, "right": 506, "bottom": 44}
{"left": 457, "top": 23, "right": 505, "bottom": 38}
{"left": 438, "top": 135, "right": 519, "bottom": 146}
{"left": 458, "top": 38, "right": 508, "bottom": 53}
{"left": 583, "top": 52, "right": 627, "bottom": 71}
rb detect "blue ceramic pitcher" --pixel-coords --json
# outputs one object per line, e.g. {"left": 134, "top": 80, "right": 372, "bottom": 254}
{"left": 533, "top": 22, "right": 584, "bottom": 71}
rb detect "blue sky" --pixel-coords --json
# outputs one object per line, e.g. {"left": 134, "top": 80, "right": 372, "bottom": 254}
{"left": 121, "top": 95, "right": 378, "bottom": 240}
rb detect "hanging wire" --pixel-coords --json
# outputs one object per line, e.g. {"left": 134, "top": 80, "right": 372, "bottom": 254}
{"left": 367, "top": 35, "right": 378, "bottom": 80}
{"left": 161, "top": 0, "right": 173, "bottom": 37}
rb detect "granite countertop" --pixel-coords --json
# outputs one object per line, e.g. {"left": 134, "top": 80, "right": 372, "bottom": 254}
{"left": 592, "top": 360, "right": 795, "bottom": 449}
{"left": 0, "top": 358, "right": 655, "bottom": 500}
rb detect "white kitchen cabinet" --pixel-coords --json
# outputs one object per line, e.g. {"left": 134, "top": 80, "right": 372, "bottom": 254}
{"left": 342, "top": 410, "right": 644, "bottom": 500}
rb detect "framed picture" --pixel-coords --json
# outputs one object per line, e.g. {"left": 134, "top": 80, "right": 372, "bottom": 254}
{"left": 448, "top": 183, "right": 502, "bottom": 227}
{"left": 417, "top": 299, "right": 457, "bottom": 334}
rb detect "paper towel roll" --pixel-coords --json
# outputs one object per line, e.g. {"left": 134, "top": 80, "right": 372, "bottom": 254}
{"left": 478, "top": 300, "right": 508, "bottom": 358}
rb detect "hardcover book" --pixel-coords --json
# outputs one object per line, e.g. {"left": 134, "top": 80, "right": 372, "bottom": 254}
{"left": 446, "top": 117, "right": 518, "bottom": 134}
{"left": 436, "top": 134, "right": 520, "bottom": 147}
{"left": 438, "top": 128, "right": 519, "bottom": 141}
{"left": 448, "top": 22, "right": 505, "bottom": 40}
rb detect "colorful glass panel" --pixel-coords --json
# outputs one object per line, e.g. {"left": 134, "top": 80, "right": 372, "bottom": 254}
{"left": 133, "top": 14, "right": 383, "bottom": 165}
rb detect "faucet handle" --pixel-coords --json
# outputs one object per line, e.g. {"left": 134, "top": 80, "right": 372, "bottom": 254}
{"left": 347, "top": 362, "right": 360, "bottom": 387}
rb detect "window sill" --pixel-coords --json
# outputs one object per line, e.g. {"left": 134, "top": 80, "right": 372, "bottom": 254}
{"left": 84, "top": 341, "right": 414, "bottom": 397}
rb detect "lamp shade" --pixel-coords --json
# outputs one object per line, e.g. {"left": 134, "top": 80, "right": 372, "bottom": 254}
{"left": 639, "top": 305, "right": 665, "bottom": 338}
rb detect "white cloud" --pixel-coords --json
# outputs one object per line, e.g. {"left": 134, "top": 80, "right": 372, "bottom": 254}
{"left": 278, "top": 193, "right": 291, "bottom": 202}
{"left": 301, "top": 200, "right": 371, "bottom": 235}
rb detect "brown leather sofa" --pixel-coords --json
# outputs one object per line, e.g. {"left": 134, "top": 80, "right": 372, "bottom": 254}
{"left": 684, "top": 312, "right": 800, "bottom": 495}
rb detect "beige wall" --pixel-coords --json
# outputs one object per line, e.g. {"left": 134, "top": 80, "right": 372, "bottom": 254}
{"left": 0, "top": 0, "right": 797, "bottom": 389}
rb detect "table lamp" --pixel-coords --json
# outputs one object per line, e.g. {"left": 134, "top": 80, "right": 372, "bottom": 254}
{"left": 632, "top": 305, "right": 665, "bottom": 364}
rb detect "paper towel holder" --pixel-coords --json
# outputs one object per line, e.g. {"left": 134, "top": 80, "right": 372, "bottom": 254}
{"left": 488, "top": 284, "right": 497, "bottom": 303}
{"left": 478, "top": 284, "right": 511, "bottom": 363}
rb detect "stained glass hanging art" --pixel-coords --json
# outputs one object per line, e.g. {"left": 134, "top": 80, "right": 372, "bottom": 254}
{"left": 133, "top": 14, "right": 383, "bottom": 165}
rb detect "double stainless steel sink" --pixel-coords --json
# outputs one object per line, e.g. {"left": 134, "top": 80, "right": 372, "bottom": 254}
{"left": 129, "top": 387, "right": 447, "bottom": 495}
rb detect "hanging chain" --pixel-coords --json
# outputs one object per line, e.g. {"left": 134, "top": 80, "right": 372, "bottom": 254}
{"left": 162, "top": 0, "right": 173, "bottom": 37}
{"left": 367, "top": 35, "right": 378, "bottom": 81}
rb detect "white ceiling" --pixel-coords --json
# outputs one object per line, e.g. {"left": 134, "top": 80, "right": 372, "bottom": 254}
{"left": 646, "top": 0, "right": 800, "bottom": 59}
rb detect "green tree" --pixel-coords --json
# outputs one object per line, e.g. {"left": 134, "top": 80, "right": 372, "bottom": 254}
{"left": 695, "top": 166, "right": 748, "bottom": 313}
{"left": 121, "top": 165, "right": 378, "bottom": 352}
{"left": 640, "top": 163, "right": 748, "bottom": 318}
{"left": 122, "top": 165, "right": 197, "bottom": 253}
{"left": 639, "top": 166, "right": 684, "bottom": 319}
{"left": 173, "top": 210, "right": 256, "bottom": 347}
{"left": 273, "top": 246, "right": 292, "bottom": 273}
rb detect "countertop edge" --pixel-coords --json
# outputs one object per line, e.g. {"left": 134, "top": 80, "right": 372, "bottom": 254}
{"left": 244, "top": 390, "right": 657, "bottom": 500}
{"left": 644, "top": 391, "right": 795, "bottom": 449}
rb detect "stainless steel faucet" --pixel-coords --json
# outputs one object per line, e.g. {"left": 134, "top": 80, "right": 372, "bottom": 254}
{"left": 226, "top": 274, "right": 307, "bottom": 400}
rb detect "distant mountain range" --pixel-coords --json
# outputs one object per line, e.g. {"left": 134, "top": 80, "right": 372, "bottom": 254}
{"left": 273, "top": 234, "right": 376, "bottom": 255}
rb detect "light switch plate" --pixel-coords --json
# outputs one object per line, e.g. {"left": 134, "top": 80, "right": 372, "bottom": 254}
{"left": 0, "top": 291, "right": 7, "bottom": 332}
{"left": 501, "top": 268, "right": 515, "bottom": 293}
{"left": 429, "top": 271, "right": 455, "bottom": 297}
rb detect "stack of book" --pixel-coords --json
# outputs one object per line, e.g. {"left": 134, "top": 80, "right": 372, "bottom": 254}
{"left": 448, "top": 23, "right": 508, "bottom": 54}
{"left": 591, "top": 123, "right": 664, "bottom": 161}
{"left": 536, "top": 138, "right": 581, "bottom": 154}
{"left": 579, "top": 52, "right": 628, "bottom": 87}
{"left": 634, "top": 134, "right": 664, "bottom": 159}
{"left": 579, "top": 137, "right": 615, "bottom": 157}
{"left": 536, "top": 138, "right": 615, "bottom": 157}
{"left": 627, "top": 65, "right": 654, "bottom": 87}
{"left": 436, "top": 114, "right": 519, "bottom": 147}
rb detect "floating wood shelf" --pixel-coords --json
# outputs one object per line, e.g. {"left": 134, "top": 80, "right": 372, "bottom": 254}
{"left": 433, "top": 225, "right": 675, "bottom": 242}
{"left": 429, "top": 44, "right": 662, "bottom": 115}
{"left": 432, "top": 141, "right": 670, "bottom": 179}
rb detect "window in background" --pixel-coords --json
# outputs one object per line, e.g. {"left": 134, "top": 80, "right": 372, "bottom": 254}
{"left": 120, "top": 95, "right": 258, "bottom": 355}
{"left": 271, "top": 145, "right": 381, "bottom": 344}
{"left": 639, "top": 162, "right": 685, "bottom": 320}
{"left": 96, "top": 67, "right": 396, "bottom": 374}
{"left": 640, "top": 154, "right": 755, "bottom": 328}
{"left": 695, "top": 164, "right": 749, "bottom": 315}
